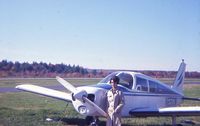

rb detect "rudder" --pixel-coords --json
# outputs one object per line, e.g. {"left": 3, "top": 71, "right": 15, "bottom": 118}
{"left": 172, "top": 59, "right": 186, "bottom": 94}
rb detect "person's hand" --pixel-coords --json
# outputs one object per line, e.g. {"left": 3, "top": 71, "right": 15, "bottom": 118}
{"left": 113, "top": 111, "right": 117, "bottom": 116}
{"left": 106, "top": 113, "right": 109, "bottom": 118}
{"left": 114, "top": 109, "right": 118, "bottom": 114}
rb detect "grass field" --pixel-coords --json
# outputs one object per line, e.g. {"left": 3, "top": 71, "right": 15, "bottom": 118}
{"left": 0, "top": 78, "right": 200, "bottom": 126}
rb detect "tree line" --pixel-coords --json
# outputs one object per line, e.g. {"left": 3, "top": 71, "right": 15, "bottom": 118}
{"left": 0, "top": 60, "right": 92, "bottom": 77}
{"left": 0, "top": 60, "right": 200, "bottom": 78}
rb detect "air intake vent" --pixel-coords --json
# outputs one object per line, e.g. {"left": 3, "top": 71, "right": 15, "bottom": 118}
{"left": 87, "top": 94, "right": 95, "bottom": 102}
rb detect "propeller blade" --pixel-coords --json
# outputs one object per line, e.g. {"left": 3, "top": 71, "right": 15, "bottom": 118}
{"left": 56, "top": 76, "right": 77, "bottom": 93}
{"left": 83, "top": 96, "right": 107, "bottom": 117}
{"left": 56, "top": 76, "right": 107, "bottom": 117}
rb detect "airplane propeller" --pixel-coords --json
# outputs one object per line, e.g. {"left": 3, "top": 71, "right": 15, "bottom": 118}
{"left": 56, "top": 76, "right": 107, "bottom": 117}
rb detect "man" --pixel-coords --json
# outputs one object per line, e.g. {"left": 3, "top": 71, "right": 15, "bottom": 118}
{"left": 106, "top": 76, "right": 125, "bottom": 126}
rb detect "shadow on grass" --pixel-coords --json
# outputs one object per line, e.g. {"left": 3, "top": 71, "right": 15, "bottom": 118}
{"left": 60, "top": 117, "right": 86, "bottom": 126}
{"left": 58, "top": 117, "right": 174, "bottom": 126}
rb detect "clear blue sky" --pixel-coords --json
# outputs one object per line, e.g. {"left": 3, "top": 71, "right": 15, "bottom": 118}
{"left": 0, "top": 0, "right": 199, "bottom": 71}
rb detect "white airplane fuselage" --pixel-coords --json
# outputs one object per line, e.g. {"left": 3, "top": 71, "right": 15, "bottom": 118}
{"left": 72, "top": 71, "right": 183, "bottom": 117}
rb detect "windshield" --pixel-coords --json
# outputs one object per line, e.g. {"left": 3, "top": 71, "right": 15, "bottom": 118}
{"left": 99, "top": 72, "right": 118, "bottom": 84}
{"left": 99, "top": 72, "right": 133, "bottom": 89}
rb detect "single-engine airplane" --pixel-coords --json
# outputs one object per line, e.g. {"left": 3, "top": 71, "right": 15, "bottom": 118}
{"left": 16, "top": 60, "right": 200, "bottom": 126}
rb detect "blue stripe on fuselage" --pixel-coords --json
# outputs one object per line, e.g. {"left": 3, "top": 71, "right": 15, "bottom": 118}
{"left": 89, "top": 83, "right": 130, "bottom": 92}
{"left": 87, "top": 83, "right": 180, "bottom": 97}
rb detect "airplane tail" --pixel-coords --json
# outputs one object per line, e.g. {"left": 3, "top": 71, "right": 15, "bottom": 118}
{"left": 172, "top": 60, "right": 186, "bottom": 94}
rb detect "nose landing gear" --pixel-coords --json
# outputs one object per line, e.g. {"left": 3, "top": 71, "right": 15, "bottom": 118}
{"left": 85, "top": 116, "right": 99, "bottom": 126}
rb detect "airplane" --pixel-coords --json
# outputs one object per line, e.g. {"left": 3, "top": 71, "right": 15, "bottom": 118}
{"left": 16, "top": 60, "right": 200, "bottom": 126}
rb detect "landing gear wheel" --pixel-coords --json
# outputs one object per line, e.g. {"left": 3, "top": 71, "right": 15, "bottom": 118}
{"left": 85, "top": 116, "right": 99, "bottom": 126}
{"left": 85, "top": 116, "right": 93, "bottom": 125}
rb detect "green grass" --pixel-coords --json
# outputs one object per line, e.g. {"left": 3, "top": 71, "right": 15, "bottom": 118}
{"left": 0, "top": 92, "right": 84, "bottom": 126}
{"left": 0, "top": 78, "right": 200, "bottom": 126}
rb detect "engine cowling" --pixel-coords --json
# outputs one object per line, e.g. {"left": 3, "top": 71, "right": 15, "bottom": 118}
{"left": 71, "top": 86, "right": 107, "bottom": 116}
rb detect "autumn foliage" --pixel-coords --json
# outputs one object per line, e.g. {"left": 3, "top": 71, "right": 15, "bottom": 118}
{"left": 0, "top": 60, "right": 199, "bottom": 78}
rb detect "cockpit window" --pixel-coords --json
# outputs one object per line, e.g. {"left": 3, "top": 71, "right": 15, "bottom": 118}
{"left": 99, "top": 72, "right": 133, "bottom": 89}
{"left": 117, "top": 73, "right": 133, "bottom": 89}
{"left": 136, "top": 77, "right": 148, "bottom": 92}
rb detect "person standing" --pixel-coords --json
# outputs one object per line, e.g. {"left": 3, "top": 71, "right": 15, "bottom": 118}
{"left": 106, "top": 76, "right": 125, "bottom": 126}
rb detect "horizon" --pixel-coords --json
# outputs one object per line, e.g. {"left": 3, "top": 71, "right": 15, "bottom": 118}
{"left": 1, "top": 59, "right": 199, "bottom": 72}
{"left": 0, "top": 0, "right": 199, "bottom": 71}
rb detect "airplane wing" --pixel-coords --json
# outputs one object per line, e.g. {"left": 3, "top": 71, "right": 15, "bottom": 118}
{"left": 159, "top": 106, "right": 200, "bottom": 116}
{"left": 129, "top": 106, "right": 200, "bottom": 117}
{"left": 16, "top": 84, "right": 72, "bottom": 102}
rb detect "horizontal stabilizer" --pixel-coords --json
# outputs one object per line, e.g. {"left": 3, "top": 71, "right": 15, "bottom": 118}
{"left": 183, "top": 97, "right": 200, "bottom": 101}
{"left": 16, "top": 84, "right": 72, "bottom": 102}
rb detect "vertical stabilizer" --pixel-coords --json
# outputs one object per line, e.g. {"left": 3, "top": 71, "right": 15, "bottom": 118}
{"left": 172, "top": 59, "right": 186, "bottom": 94}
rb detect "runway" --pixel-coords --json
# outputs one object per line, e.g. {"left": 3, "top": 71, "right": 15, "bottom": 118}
{"left": 0, "top": 82, "right": 200, "bottom": 93}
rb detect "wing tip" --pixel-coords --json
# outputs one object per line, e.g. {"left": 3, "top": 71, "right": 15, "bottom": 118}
{"left": 56, "top": 76, "right": 60, "bottom": 79}
{"left": 15, "top": 84, "right": 24, "bottom": 89}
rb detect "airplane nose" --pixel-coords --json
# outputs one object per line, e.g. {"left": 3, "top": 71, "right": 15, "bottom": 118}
{"left": 56, "top": 76, "right": 107, "bottom": 117}
{"left": 77, "top": 94, "right": 95, "bottom": 115}
{"left": 78, "top": 105, "right": 88, "bottom": 115}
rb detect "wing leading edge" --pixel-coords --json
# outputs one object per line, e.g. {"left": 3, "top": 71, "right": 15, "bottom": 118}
{"left": 16, "top": 84, "right": 72, "bottom": 102}
{"left": 129, "top": 106, "right": 200, "bottom": 117}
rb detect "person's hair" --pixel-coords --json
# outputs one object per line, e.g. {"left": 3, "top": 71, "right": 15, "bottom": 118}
{"left": 110, "top": 76, "right": 120, "bottom": 84}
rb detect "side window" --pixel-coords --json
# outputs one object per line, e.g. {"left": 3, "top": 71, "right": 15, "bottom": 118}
{"left": 149, "top": 80, "right": 175, "bottom": 94}
{"left": 149, "top": 80, "right": 158, "bottom": 93}
{"left": 157, "top": 84, "right": 174, "bottom": 94}
{"left": 136, "top": 77, "right": 148, "bottom": 92}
